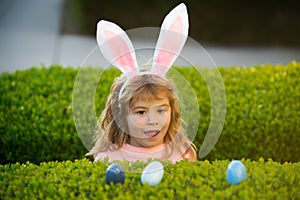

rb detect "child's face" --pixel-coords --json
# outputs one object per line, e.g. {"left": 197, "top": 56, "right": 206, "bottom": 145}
{"left": 127, "top": 97, "right": 171, "bottom": 148}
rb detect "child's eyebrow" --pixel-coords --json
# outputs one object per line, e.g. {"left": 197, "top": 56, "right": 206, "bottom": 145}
{"left": 132, "top": 104, "right": 169, "bottom": 110}
{"left": 158, "top": 104, "right": 170, "bottom": 108}
{"left": 132, "top": 106, "right": 148, "bottom": 110}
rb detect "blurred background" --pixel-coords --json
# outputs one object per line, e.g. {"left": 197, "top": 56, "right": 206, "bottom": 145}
{"left": 1, "top": 0, "right": 300, "bottom": 73}
{"left": 66, "top": 0, "right": 300, "bottom": 47}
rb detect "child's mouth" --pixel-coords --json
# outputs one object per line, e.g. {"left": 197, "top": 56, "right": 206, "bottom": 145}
{"left": 145, "top": 131, "right": 160, "bottom": 138}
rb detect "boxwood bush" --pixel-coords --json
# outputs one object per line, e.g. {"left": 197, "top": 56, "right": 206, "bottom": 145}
{"left": 0, "top": 158, "right": 299, "bottom": 199}
{"left": 0, "top": 62, "right": 299, "bottom": 164}
{"left": 0, "top": 66, "right": 86, "bottom": 164}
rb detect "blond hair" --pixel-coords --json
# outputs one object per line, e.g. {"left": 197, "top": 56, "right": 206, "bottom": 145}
{"left": 87, "top": 73, "right": 197, "bottom": 161}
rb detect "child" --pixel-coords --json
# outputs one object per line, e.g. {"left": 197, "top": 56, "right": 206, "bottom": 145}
{"left": 87, "top": 3, "right": 197, "bottom": 163}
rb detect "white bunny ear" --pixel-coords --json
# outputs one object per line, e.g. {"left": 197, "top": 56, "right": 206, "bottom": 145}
{"left": 151, "top": 3, "right": 189, "bottom": 76}
{"left": 97, "top": 20, "right": 139, "bottom": 79}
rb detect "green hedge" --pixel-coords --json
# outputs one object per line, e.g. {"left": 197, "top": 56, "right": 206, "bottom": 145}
{"left": 214, "top": 63, "right": 300, "bottom": 162}
{"left": 0, "top": 66, "right": 86, "bottom": 164}
{"left": 0, "top": 158, "right": 299, "bottom": 199}
{"left": 0, "top": 62, "right": 300, "bottom": 164}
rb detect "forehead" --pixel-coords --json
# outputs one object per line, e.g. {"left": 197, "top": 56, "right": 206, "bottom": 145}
{"left": 129, "top": 82, "right": 172, "bottom": 104}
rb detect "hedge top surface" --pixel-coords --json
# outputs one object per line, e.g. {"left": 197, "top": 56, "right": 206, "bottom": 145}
{"left": 0, "top": 158, "right": 299, "bottom": 199}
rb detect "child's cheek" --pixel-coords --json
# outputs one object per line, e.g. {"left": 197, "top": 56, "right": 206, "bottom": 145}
{"left": 127, "top": 115, "right": 146, "bottom": 128}
{"left": 157, "top": 113, "right": 168, "bottom": 125}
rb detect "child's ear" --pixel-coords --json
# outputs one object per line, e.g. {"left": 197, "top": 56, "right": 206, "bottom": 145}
{"left": 151, "top": 3, "right": 189, "bottom": 76}
{"left": 97, "top": 20, "right": 139, "bottom": 79}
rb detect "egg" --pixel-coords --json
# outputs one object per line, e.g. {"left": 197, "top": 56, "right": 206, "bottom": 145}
{"left": 226, "top": 160, "right": 247, "bottom": 185}
{"left": 141, "top": 161, "right": 164, "bottom": 186}
{"left": 105, "top": 163, "right": 125, "bottom": 184}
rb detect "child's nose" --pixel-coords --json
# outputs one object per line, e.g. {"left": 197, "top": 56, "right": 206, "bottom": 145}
{"left": 147, "top": 111, "right": 159, "bottom": 125}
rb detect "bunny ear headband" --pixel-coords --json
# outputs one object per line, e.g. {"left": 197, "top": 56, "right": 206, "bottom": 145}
{"left": 96, "top": 3, "right": 188, "bottom": 79}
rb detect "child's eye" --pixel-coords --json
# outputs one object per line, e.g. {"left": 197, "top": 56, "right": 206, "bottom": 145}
{"left": 157, "top": 109, "right": 166, "bottom": 113}
{"left": 136, "top": 110, "right": 146, "bottom": 115}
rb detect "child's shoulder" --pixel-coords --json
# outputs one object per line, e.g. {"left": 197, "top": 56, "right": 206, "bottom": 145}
{"left": 94, "top": 147, "right": 123, "bottom": 162}
{"left": 94, "top": 143, "right": 196, "bottom": 163}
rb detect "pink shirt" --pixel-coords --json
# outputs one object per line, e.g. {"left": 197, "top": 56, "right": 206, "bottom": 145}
{"left": 95, "top": 143, "right": 192, "bottom": 163}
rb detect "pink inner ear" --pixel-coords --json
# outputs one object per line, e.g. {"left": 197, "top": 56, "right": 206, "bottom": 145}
{"left": 155, "top": 16, "right": 183, "bottom": 70}
{"left": 169, "top": 16, "right": 183, "bottom": 32}
{"left": 104, "top": 30, "right": 135, "bottom": 73}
